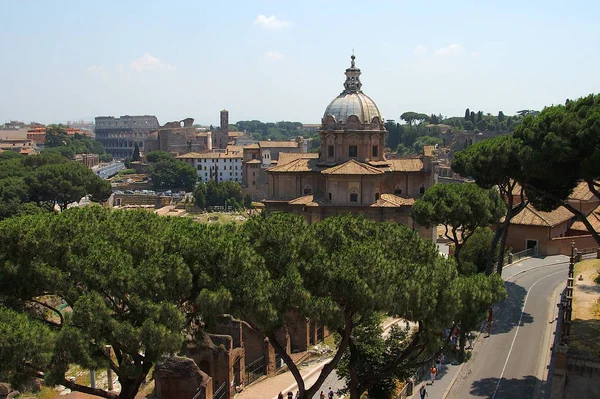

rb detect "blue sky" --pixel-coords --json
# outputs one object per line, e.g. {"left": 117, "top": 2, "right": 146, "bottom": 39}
{"left": 1, "top": 0, "right": 599, "bottom": 126}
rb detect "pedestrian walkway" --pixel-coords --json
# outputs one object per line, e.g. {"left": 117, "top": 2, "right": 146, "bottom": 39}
{"left": 407, "top": 358, "right": 464, "bottom": 398}
{"left": 235, "top": 356, "right": 337, "bottom": 399}
{"left": 236, "top": 318, "right": 404, "bottom": 399}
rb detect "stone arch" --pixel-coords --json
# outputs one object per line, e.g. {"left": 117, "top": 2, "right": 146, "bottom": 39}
{"left": 349, "top": 187, "right": 359, "bottom": 203}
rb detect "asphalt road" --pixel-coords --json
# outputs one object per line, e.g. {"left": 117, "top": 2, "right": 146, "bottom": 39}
{"left": 447, "top": 255, "right": 569, "bottom": 399}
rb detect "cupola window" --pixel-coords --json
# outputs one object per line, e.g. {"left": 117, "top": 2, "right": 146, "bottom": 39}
{"left": 349, "top": 145, "right": 358, "bottom": 158}
{"left": 372, "top": 145, "right": 378, "bottom": 157}
{"left": 328, "top": 145, "right": 334, "bottom": 158}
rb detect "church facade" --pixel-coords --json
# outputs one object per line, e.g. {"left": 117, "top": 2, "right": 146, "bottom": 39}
{"left": 263, "top": 55, "right": 437, "bottom": 240}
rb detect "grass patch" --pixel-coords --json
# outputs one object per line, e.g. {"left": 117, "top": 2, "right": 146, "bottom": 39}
{"left": 570, "top": 259, "right": 600, "bottom": 357}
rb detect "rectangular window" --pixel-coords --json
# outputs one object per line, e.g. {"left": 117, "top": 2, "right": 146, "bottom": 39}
{"left": 350, "top": 193, "right": 358, "bottom": 203}
{"left": 328, "top": 192, "right": 332, "bottom": 201}
{"left": 372, "top": 145, "right": 378, "bottom": 157}
{"left": 349, "top": 145, "right": 358, "bottom": 157}
{"left": 328, "top": 145, "right": 334, "bottom": 157}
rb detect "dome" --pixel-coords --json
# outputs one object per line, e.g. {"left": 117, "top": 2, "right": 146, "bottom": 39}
{"left": 321, "top": 54, "right": 384, "bottom": 130}
{"left": 324, "top": 91, "right": 382, "bottom": 125}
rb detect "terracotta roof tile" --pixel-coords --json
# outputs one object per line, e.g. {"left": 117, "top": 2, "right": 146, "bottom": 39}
{"left": 277, "top": 152, "right": 319, "bottom": 166}
{"left": 268, "top": 158, "right": 317, "bottom": 172}
{"left": 246, "top": 159, "right": 261, "bottom": 164}
{"left": 258, "top": 141, "right": 299, "bottom": 148}
{"left": 243, "top": 143, "right": 260, "bottom": 149}
{"left": 176, "top": 151, "right": 242, "bottom": 159}
{"left": 569, "top": 181, "right": 599, "bottom": 201}
{"left": 508, "top": 204, "right": 573, "bottom": 227}
{"left": 387, "top": 159, "right": 424, "bottom": 172}
{"left": 370, "top": 194, "right": 415, "bottom": 207}
{"left": 322, "top": 159, "right": 384, "bottom": 175}
{"left": 571, "top": 204, "right": 600, "bottom": 232}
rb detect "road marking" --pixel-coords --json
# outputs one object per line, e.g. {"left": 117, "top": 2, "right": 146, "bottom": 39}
{"left": 491, "top": 269, "right": 566, "bottom": 399}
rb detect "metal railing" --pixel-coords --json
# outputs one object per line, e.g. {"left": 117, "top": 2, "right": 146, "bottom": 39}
{"left": 578, "top": 247, "right": 597, "bottom": 260}
{"left": 245, "top": 356, "right": 266, "bottom": 385}
{"left": 213, "top": 381, "right": 227, "bottom": 399}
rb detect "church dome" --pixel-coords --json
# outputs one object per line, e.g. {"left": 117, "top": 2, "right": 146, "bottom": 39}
{"left": 322, "top": 55, "right": 384, "bottom": 130}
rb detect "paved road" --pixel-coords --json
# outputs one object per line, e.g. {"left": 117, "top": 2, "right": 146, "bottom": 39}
{"left": 447, "top": 255, "right": 569, "bottom": 399}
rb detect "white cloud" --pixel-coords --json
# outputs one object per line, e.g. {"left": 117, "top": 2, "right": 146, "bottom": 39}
{"left": 434, "top": 44, "right": 465, "bottom": 56}
{"left": 254, "top": 15, "right": 291, "bottom": 30}
{"left": 414, "top": 45, "right": 428, "bottom": 55}
{"left": 265, "top": 51, "right": 285, "bottom": 61}
{"left": 129, "top": 53, "right": 175, "bottom": 72}
{"left": 86, "top": 65, "right": 109, "bottom": 79}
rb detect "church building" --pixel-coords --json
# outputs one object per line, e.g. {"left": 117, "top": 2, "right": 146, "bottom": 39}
{"left": 263, "top": 55, "right": 437, "bottom": 240}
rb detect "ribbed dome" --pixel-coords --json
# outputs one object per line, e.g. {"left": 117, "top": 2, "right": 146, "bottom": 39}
{"left": 324, "top": 91, "right": 382, "bottom": 125}
{"left": 321, "top": 54, "right": 384, "bottom": 130}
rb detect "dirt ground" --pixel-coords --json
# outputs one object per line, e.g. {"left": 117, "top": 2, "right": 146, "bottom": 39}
{"left": 571, "top": 259, "right": 600, "bottom": 356}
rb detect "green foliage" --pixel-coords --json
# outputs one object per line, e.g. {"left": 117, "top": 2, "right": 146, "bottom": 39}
{"left": 119, "top": 168, "right": 137, "bottom": 175}
{"left": 147, "top": 153, "right": 197, "bottom": 191}
{"left": 412, "top": 136, "right": 443, "bottom": 154}
{"left": 459, "top": 227, "right": 497, "bottom": 275}
{"left": 0, "top": 152, "right": 111, "bottom": 219}
{"left": 337, "top": 315, "right": 413, "bottom": 399}
{"left": 400, "top": 112, "right": 429, "bottom": 126}
{"left": 233, "top": 120, "right": 314, "bottom": 141}
{"left": 45, "top": 124, "right": 108, "bottom": 157}
{"left": 412, "top": 183, "right": 505, "bottom": 268}
{"left": 193, "top": 180, "right": 244, "bottom": 210}
{"left": 145, "top": 151, "right": 173, "bottom": 163}
{"left": 0, "top": 207, "right": 254, "bottom": 397}
{"left": 450, "top": 273, "right": 507, "bottom": 360}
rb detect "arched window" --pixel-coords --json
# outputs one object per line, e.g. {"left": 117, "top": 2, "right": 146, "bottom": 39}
{"left": 303, "top": 185, "right": 313, "bottom": 195}
{"left": 394, "top": 185, "right": 403, "bottom": 195}
{"left": 419, "top": 185, "right": 425, "bottom": 194}
{"left": 375, "top": 192, "right": 380, "bottom": 201}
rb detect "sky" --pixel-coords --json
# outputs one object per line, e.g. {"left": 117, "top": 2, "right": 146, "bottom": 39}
{"left": 1, "top": 0, "right": 599, "bottom": 126}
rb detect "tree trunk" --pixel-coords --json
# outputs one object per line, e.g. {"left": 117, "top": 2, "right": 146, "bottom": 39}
{"left": 348, "top": 338, "right": 360, "bottom": 399}
{"left": 495, "top": 219, "right": 511, "bottom": 275}
{"left": 486, "top": 226, "right": 503, "bottom": 275}
{"left": 117, "top": 363, "right": 152, "bottom": 399}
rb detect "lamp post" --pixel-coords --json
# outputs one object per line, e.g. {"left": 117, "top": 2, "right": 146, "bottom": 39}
{"left": 563, "top": 241, "right": 576, "bottom": 344}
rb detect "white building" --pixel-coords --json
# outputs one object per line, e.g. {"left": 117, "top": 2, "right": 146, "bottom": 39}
{"left": 176, "top": 147, "right": 243, "bottom": 183}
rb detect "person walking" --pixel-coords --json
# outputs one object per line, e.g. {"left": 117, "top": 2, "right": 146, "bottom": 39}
{"left": 430, "top": 364, "right": 437, "bottom": 384}
{"left": 287, "top": 391, "right": 293, "bottom": 399}
{"left": 295, "top": 391, "right": 300, "bottom": 399}
{"left": 328, "top": 387, "right": 334, "bottom": 398}
{"left": 486, "top": 308, "right": 494, "bottom": 337}
{"left": 419, "top": 383, "right": 429, "bottom": 398}
{"left": 320, "top": 391, "right": 325, "bottom": 399}
{"left": 278, "top": 392, "right": 284, "bottom": 399}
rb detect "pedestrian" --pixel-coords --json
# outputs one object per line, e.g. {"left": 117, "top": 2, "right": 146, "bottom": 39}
{"left": 435, "top": 356, "right": 441, "bottom": 373}
{"left": 468, "top": 331, "right": 474, "bottom": 349}
{"left": 295, "top": 391, "right": 300, "bottom": 399}
{"left": 440, "top": 353, "right": 445, "bottom": 371}
{"left": 278, "top": 392, "right": 284, "bottom": 399}
{"left": 430, "top": 364, "right": 437, "bottom": 384}
{"left": 419, "top": 383, "right": 429, "bottom": 398}
{"left": 320, "top": 391, "right": 325, "bottom": 399}
{"left": 287, "top": 391, "right": 293, "bottom": 399}
{"left": 486, "top": 308, "right": 494, "bottom": 337}
{"left": 328, "top": 387, "right": 334, "bottom": 398}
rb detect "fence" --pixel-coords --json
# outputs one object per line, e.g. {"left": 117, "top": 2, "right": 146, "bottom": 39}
{"left": 245, "top": 356, "right": 266, "bottom": 385}
{"left": 395, "top": 364, "right": 428, "bottom": 398}
{"left": 213, "top": 381, "right": 227, "bottom": 399}
{"left": 275, "top": 353, "right": 284, "bottom": 370}
{"left": 508, "top": 245, "right": 538, "bottom": 264}
{"left": 578, "top": 247, "right": 598, "bottom": 260}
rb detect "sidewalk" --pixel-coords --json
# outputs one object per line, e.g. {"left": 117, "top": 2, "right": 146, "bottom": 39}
{"left": 407, "top": 356, "right": 465, "bottom": 398}
{"left": 235, "top": 356, "right": 335, "bottom": 399}
{"left": 236, "top": 318, "right": 404, "bottom": 399}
